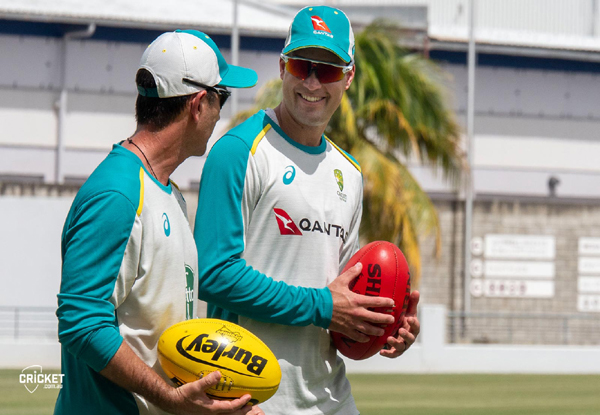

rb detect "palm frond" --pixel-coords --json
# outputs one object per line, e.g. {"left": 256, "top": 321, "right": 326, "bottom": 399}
{"left": 350, "top": 21, "right": 464, "bottom": 185}
{"left": 354, "top": 139, "right": 440, "bottom": 287}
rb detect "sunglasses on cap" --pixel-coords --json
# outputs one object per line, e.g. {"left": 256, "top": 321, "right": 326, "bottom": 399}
{"left": 182, "top": 78, "right": 231, "bottom": 109}
{"left": 280, "top": 54, "right": 353, "bottom": 84}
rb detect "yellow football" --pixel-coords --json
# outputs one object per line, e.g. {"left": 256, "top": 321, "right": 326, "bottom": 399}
{"left": 157, "top": 318, "right": 281, "bottom": 404}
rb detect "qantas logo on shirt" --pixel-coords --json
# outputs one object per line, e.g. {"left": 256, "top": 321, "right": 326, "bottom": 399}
{"left": 273, "top": 208, "right": 348, "bottom": 242}
{"left": 273, "top": 208, "right": 302, "bottom": 235}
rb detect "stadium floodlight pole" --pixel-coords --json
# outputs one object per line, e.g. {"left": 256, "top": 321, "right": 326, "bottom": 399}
{"left": 464, "top": 0, "right": 476, "bottom": 315}
{"left": 231, "top": 0, "right": 240, "bottom": 118}
{"left": 593, "top": 0, "right": 599, "bottom": 37}
{"left": 56, "top": 23, "right": 96, "bottom": 185}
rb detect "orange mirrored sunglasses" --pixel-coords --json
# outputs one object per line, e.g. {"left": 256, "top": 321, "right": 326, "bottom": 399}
{"left": 281, "top": 54, "right": 353, "bottom": 84}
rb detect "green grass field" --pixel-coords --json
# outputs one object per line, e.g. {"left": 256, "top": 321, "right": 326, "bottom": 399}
{"left": 0, "top": 369, "right": 62, "bottom": 415}
{"left": 348, "top": 374, "right": 600, "bottom": 415}
{"left": 1, "top": 370, "right": 599, "bottom": 415}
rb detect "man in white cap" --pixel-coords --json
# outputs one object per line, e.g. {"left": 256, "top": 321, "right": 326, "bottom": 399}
{"left": 195, "top": 6, "right": 420, "bottom": 415}
{"left": 55, "top": 30, "right": 263, "bottom": 415}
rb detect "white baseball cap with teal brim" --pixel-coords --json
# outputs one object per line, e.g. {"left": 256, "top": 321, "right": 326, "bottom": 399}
{"left": 138, "top": 30, "right": 258, "bottom": 98}
{"left": 282, "top": 6, "right": 355, "bottom": 64}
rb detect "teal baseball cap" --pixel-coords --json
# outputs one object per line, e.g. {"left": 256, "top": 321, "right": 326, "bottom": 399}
{"left": 138, "top": 30, "right": 257, "bottom": 98}
{"left": 282, "top": 6, "right": 355, "bottom": 64}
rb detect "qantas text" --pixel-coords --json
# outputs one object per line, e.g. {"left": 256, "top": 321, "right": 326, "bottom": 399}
{"left": 298, "top": 218, "right": 349, "bottom": 243}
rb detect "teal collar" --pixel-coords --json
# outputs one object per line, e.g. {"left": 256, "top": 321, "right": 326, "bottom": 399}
{"left": 114, "top": 143, "right": 172, "bottom": 194}
{"left": 262, "top": 110, "right": 327, "bottom": 155}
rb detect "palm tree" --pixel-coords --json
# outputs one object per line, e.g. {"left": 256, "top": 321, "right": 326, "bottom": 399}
{"left": 230, "top": 22, "right": 464, "bottom": 287}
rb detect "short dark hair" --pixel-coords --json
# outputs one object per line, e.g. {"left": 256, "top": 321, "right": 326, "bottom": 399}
{"left": 135, "top": 69, "right": 193, "bottom": 131}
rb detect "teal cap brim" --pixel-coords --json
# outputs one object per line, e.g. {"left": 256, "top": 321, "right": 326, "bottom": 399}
{"left": 178, "top": 29, "right": 257, "bottom": 89}
{"left": 219, "top": 65, "right": 258, "bottom": 89}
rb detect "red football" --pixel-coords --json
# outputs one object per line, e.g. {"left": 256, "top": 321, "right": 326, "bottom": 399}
{"left": 331, "top": 241, "right": 411, "bottom": 360}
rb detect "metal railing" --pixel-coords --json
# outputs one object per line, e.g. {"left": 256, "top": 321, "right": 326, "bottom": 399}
{"left": 448, "top": 311, "right": 600, "bottom": 346}
{"left": 3, "top": 306, "right": 600, "bottom": 347}
{"left": 0, "top": 306, "right": 57, "bottom": 341}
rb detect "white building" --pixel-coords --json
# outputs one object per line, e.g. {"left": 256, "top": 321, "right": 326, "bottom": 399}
{"left": 2, "top": 0, "right": 600, "bottom": 353}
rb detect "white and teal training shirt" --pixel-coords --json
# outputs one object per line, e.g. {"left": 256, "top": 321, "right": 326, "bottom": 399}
{"left": 55, "top": 143, "right": 198, "bottom": 415}
{"left": 194, "top": 109, "right": 362, "bottom": 415}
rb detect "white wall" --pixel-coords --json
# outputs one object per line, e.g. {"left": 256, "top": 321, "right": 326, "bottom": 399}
{"left": 0, "top": 33, "right": 281, "bottom": 188}
{"left": 5, "top": 32, "right": 600, "bottom": 199}
{"left": 0, "top": 196, "right": 73, "bottom": 308}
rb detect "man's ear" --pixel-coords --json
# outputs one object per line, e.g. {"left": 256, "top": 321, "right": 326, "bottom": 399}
{"left": 344, "top": 65, "right": 355, "bottom": 90}
{"left": 189, "top": 90, "right": 208, "bottom": 121}
{"left": 279, "top": 58, "right": 286, "bottom": 80}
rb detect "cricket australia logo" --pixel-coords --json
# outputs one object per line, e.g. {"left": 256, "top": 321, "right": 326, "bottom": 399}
{"left": 20, "top": 365, "right": 64, "bottom": 393}
{"left": 334, "top": 169, "right": 344, "bottom": 191}
{"left": 334, "top": 169, "right": 347, "bottom": 202}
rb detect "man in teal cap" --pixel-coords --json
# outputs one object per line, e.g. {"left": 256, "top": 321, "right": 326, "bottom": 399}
{"left": 56, "top": 30, "right": 263, "bottom": 415}
{"left": 195, "top": 6, "right": 421, "bottom": 415}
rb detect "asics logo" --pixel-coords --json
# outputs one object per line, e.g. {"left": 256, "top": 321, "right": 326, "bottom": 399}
{"left": 283, "top": 165, "right": 296, "bottom": 185}
{"left": 162, "top": 213, "right": 171, "bottom": 237}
